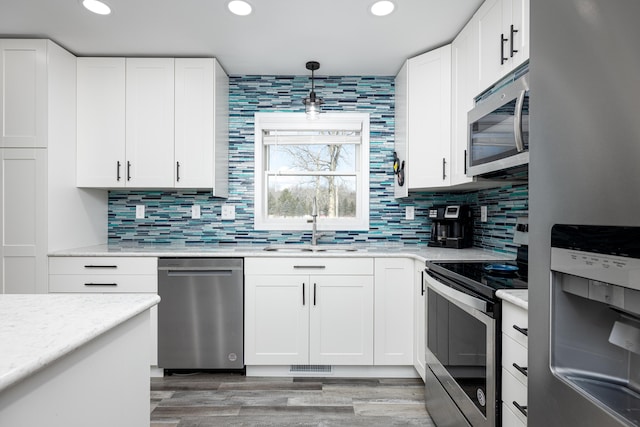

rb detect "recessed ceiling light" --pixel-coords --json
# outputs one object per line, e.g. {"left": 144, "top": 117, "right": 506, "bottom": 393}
{"left": 82, "top": 0, "right": 111, "bottom": 15}
{"left": 228, "top": 0, "right": 252, "bottom": 16}
{"left": 370, "top": 1, "right": 395, "bottom": 17}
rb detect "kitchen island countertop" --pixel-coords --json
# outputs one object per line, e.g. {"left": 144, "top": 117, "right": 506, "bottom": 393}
{"left": 496, "top": 289, "right": 528, "bottom": 310}
{"left": 0, "top": 293, "right": 160, "bottom": 393}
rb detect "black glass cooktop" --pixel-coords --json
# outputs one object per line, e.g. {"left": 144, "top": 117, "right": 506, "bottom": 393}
{"left": 426, "top": 260, "right": 528, "bottom": 301}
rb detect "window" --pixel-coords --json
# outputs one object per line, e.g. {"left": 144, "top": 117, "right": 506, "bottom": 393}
{"left": 254, "top": 113, "right": 370, "bottom": 231}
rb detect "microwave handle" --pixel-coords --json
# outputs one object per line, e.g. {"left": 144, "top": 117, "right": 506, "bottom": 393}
{"left": 514, "top": 89, "right": 526, "bottom": 152}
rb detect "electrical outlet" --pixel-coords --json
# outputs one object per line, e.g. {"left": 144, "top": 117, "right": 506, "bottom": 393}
{"left": 135, "top": 205, "right": 145, "bottom": 219}
{"left": 221, "top": 205, "right": 235, "bottom": 220}
{"left": 481, "top": 206, "right": 488, "bottom": 222}
{"left": 405, "top": 206, "right": 415, "bottom": 220}
{"left": 191, "top": 205, "right": 201, "bottom": 219}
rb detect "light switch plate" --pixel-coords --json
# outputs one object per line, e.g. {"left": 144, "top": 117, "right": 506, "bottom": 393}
{"left": 481, "top": 206, "right": 488, "bottom": 222}
{"left": 135, "top": 205, "right": 145, "bottom": 219}
{"left": 221, "top": 205, "right": 235, "bottom": 220}
{"left": 406, "top": 206, "right": 415, "bottom": 220}
{"left": 191, "top": 205, "right": 201, "bottom": 219}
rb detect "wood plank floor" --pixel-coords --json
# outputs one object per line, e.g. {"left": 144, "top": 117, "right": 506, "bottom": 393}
{"left": 151, "top": 373, "right": 434, "bottom": 426}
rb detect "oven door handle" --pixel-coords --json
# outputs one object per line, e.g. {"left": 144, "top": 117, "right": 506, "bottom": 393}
{"left": 426, "top": 270, "right": 488, "bottom": 313}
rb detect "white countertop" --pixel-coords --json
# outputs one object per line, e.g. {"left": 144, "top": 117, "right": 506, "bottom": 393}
{"left": 496, "top": 289, "right": 528, "bottom": 310}
{"left": 50, "top": 242, "right": 514, "bottom": 263}
{"left": 0, "top": 294, "right": 160, "bottom": 393}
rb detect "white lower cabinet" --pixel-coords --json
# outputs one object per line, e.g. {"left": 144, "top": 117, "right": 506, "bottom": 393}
{"left": 245, "top": 257, "right": 374, "bottom": 366}
{"left": 48, "top": 256, "right": 159, "bottom": 366}
{"left": 414, "top": 259, "right": 426, "bottom": 380}
{"left": 502, "top": 300, "right": 528, "bottom": 426}
{"left": 373, "top": 258, "right": 414, "bottom": 365}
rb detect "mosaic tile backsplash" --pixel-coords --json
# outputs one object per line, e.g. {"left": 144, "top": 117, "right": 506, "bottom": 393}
{"left": 108, "top": 75, "right": 528, "bottom": 255}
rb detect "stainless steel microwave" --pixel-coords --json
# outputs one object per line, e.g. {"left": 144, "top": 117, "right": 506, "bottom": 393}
{"left": 467, "top": 73, "right": 529, "bottom": 176}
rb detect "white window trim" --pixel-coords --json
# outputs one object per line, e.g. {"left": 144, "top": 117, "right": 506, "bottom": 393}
{"left": 254, "top": 112, "right": 370, "bottom": 231}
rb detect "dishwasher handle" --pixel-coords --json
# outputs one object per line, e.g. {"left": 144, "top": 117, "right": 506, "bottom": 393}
{"left": 162, "top": 268, "right": 236, "bottom": 277}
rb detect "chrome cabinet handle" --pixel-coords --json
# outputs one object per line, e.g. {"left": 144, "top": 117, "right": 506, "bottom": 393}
{"left": 513, "top": 401, "right": 528, "bottom": 417}
{"left": 293, "top": 265, "right": 326, "bottom": 269}
{"left": 510, "top": 24, "right": 519, "bottom": 57}
{"left": 116, "top": 161, "right": 121, "bottom": 181}
{"left": 84, "top": 265, "right": 117, "bottom": 269}
{"left": 84, "top": 283, "right": 118, "bottom": 287}
{"left": 513, "top": 362, "right": 528, "bottom": 377}
{"left": 302, "top": 283, "right": 306, "bottom": 306}
{"left": 127, "top": 161, "right": 132, "bottom": 181}
{"left": 513, "top": 324, "right": 528, "bottom": 336}
{"left": 176, "top": 161, "right": 180, "bottom": 182}
{"left": 421, "top": 271, "right": 425, "bottom": 296}
{"left": 313, "top": 283, "right": 317, "bottom": 306}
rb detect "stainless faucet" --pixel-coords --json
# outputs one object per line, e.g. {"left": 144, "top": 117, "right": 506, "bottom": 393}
{"left": 310, "top": 196, "right": 325, "bottom": 246}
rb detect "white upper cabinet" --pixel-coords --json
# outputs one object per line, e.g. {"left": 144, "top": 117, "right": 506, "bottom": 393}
{"left": 0, "top": 40, "right": 47, "bottom": 148}
{"left": 477, "top": 0, "right": 530, "bottom": 92}
{"left": 77, "top": 57, "right": 228, "bottom": 193}
{"left": 450, "top": 18, "right": 479, "bottom": 187}
{"left": 394, "top": 45, "right": 452, "bottom": 196}
{"left": 77, "top": 58, "right": 126, "bottom": 187}
{"left": 126, "top": 58, "right": 175, "bottom": 188}
{"left": 174, "top": 58, "right": 229, "bottom": 196}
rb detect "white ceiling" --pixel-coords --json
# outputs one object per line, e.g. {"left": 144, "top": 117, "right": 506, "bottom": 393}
{"left": 0, "top": 0, "right": 483, "bottom": 76}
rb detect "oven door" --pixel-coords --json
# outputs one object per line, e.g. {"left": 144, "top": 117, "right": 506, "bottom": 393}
{"left": 424, "top": 271, "right": 497, "bottom": 427}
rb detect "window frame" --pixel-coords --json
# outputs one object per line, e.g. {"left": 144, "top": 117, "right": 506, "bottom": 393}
{"left": 254, "top": 112, "right": 370, "bottom": 231}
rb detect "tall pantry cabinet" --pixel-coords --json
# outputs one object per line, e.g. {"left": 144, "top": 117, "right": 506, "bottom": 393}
{"left": 0, "top": 39, "right": 106, "bottom": 294}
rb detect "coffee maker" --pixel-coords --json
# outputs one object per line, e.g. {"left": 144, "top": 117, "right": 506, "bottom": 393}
{"left": 428, "top": 205, "right": 473, "bottom": 248}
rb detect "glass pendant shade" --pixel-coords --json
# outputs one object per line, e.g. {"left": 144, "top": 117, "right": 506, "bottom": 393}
{"left": 303, "top": 61, "right": 323, "bottom": 120}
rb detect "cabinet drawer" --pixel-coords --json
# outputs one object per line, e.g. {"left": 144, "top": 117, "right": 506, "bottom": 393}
{"left": 502, "top": 368, "right": 528, "bottom": 425}
{"left": 49, "top": 256, "right": 157, "bottom": 275}
{"left": 502, "top": 402, "right": 526, "bottom": 427}
{"left": 502, "top": 334, "right": 528, "bottom": 385}
{"left": 49, "top": 274, "right": 157, "bottom": 293}
{"left": 502, "top": 302, "right": 528, "bottom": 347}
{"left": 245, "top": 257, "right": 373, "bottom": 276}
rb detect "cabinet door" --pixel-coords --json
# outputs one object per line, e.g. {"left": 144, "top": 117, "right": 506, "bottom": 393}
{"left": 245, "top": 275, "right": 309, "bottom": 365}
{"left": 450, "top": 19, "right": 479, "bottom": 186}
{"left": 0, "top": 40, "right": 47, "bottom": 148}
{"left": 374, "top": 258, "right": 414, "bottom": 365}
{"left": 174, "top": 58, "right": 214, "bottom": 189}
{"left": 394, "top": 61, "right": 409, "bottom": 198}
{"left": 407, "top": 45, "right": 452, "bottom": 189}
{"left": 0, "top": 149, "right": 47, "bottom": 293}
{"left": 477, "top": 0, "right": 505, "bottom": 91}
{"left": 125, "top": 58, "right": 174, "bottom": 188}
{"left": 76, "top": 58, "right": 126, "bottom": 187}
{"left": 414, "top": 260, "right": 426, "bottom": 380}
{"left": 508, "top": 0, "right": 530, "bottom": 70}
{"left": 309, "top": 275, "right": 374, "bottom": 365}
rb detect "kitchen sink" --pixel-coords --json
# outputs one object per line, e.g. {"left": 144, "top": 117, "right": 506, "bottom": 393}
{"left": 263, "top": 244, "right": 357, "bottom": 253}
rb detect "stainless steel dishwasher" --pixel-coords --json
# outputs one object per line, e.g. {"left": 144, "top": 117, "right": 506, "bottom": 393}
{"left": 158, "top": 258, "right": 244, "bottom": 370}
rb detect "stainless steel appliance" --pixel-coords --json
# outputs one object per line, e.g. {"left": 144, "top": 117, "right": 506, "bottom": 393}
{"left": 467, "top": 72, "right": 529, "bottom": 177}
{"left": 550, "top": 225, "right": 640, "bottom": 426}
{"left": 424, "top": 249, "right": 528, "bottom": 426}
{"left": 158, "top": 258, "right": 244, "bottom": 370}
{"left": 529, "top": 1, "right": 640, "bottom": 426}
{"left": 428, "top": 205, "right": 473, "bottom": 249}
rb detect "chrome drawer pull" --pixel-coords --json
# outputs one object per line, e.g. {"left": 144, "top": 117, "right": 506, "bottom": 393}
{"left": 293, "top": 265, "right": 326, "bottom": 269}
{"left": 84, "top": 265, "right": 118, "bottom": 269}
{"left": 84, "top": 283, "right": 118, "bottom": 287}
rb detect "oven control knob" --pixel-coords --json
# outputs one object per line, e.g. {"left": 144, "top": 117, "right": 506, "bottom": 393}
{"left": 477, "top": 388, "right": 486, "bottom": 407}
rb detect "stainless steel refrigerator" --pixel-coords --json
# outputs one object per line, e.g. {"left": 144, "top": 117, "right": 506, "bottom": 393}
{"left": 529, "top": 0, "right": 640, "bottom": 426}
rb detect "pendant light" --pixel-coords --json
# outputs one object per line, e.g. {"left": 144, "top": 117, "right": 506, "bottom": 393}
{"left": 303, "top": 61, "right": 323, "bottom": 120}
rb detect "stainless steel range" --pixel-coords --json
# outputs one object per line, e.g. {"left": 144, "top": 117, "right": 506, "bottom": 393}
{"left": 424, "top": 220, "right": 528, "bottom": 427}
